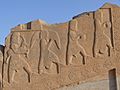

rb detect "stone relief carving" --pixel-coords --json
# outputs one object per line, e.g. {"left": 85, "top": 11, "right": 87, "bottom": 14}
{"left": 67, "top": 19, "right": 87, "bottom": 65}
{"left": 38, "top": 30, "right": 61, "bottom": 74}
{"left": 94, "top": 8, "right": 113, "bottom": 57}
{"left": 4, "top": 29, "right": 61, "bottom": 83}
{"left": 5, "top": 32, "right": 32, "bottom": 83}
{"left": 1, "top": 3, "right": 120, "bottom": 90}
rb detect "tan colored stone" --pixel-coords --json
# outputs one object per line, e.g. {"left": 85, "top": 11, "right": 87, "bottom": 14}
{"left": 1, "top": 2, "right": 120, "bottom": 90}
{"left": 0, "top": 45, "right": 4, "bottom": 89}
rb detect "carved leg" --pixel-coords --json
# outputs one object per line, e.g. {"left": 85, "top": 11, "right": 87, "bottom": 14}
{"left": 55, "top": 63, "right": 60, "bottom": 74}
{"left": 8, "top": 69, "right": 17, "bottom": 84}
{"left": 106, "top": 44, "right": 111, "bottom": 57}
{"left": 67, "top": 52, "right": 73, "bottom": 65}
{"left": 66, "top": 49, "right": 73, "bottom": 65}
{"left": 49, "top": 62, "right": 60, "bottom": 74}
{"left": 79, "top": 47, "right": 87, "bottom": 64}
{"left": 23, "top": 66, "right": 32, "bottom": 83}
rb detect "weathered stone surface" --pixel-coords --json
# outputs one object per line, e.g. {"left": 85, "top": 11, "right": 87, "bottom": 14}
{"left": 58, "top": 79, "right": 110, "bottom": 90}
{"left": 1, "top": 2, "right": 120, "bottom": 90}
{"left": 0, "top": 45, "right": 4, "bottom": 89}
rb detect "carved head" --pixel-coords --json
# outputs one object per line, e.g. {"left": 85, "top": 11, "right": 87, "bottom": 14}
{"left": 10, "top": 32, "right": 22, "bottom": 49}
{"left": 70, "top": 19, "right": 78, "bottom": 32}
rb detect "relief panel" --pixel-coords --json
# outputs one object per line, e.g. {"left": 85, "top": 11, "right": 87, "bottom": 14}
{"left": 2, "top": 3, "right": 120, "bottom": 90}
{"left": 94, "top": 8, "right": 114, "bottom": 57}
{"left": 3, "top": 22, "right": 68, "bottom": 85}
{"left": 66, "top": 13, "right": 95, "bottom": 65}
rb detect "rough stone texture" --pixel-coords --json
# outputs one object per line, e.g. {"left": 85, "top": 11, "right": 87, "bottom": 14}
{"left": 0, "top": 45, "right": 4, "bottom": 89}
{"left": 58, "top": 79, "right": 110, "bottom": 90}
{"left": 1, "top": 3, "right": 120, "bottom": 90}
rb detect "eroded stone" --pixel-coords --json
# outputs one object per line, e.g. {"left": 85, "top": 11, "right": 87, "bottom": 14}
{"left": 1, "top": 3, "right": 120, "bottom": 90}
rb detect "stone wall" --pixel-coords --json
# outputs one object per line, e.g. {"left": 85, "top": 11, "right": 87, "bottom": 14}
{"left": 0, "top": 3, "right": 120, "bottom": 90}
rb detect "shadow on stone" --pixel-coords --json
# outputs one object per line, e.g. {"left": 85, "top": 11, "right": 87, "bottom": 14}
{"left": 109, "top": 68, "right": 117, "bottom": 90}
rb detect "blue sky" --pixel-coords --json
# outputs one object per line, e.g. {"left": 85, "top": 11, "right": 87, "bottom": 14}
{"left": 0, "top": 0, "right": 120, "bottom": 45}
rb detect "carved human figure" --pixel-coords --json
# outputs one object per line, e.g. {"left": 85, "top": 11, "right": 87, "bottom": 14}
{"left": 5, "top": 32, "right": 32, "bottom": 84}
{"left": 38, "top": 30, "right": 61, "bottom": 74}
{"left": 67, "top": 19, "right": 87, "bottom": 65}
{"left": 94, "top": 19, "right": 112, "bottom": 57}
